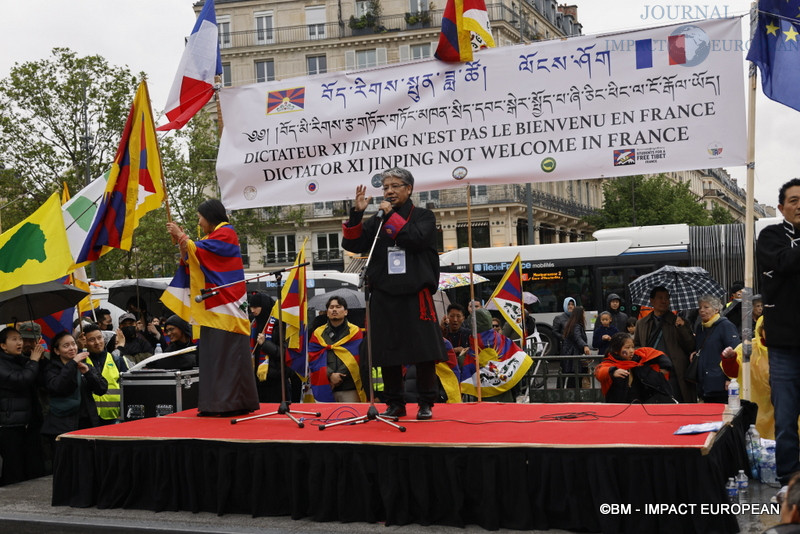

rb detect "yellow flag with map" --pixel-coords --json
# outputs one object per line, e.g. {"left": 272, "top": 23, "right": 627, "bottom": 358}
{"left": 0, "top": 194, "right": 75, "bottom": 292}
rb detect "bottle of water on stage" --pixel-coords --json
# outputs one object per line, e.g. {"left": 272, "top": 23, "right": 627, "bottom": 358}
{"left": 736, "top": 469, "right": 749, "bottom": 504}
{"left": 726, "top": 477, "right": 738, "bottom": 504}
{"left": 747, "top": 425, "right": 761, "bottom": 479}
{"left": 154, "top": 343, "right": 163, "bottom": 354}
{"left": 762, "top": 445, "right": 778, "bottom": 485}
{"left": 727, "top": 378, "right": 740, "bottom": 412}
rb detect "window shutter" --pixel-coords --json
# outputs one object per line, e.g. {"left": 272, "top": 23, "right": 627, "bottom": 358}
{"left": 399, "top": 45, "right": 410, "bottom": 62}
{"left": 376, "top": 47, "right": 388, "bottom": 66}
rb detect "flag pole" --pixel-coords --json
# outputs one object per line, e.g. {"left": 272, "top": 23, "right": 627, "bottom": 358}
{"left": 741, "top": 1, "right": 758, "bottom": 401}
{"left": 466, "top": 184, "right": 481, "bottom": 402}
{"left": 215, "top": 75, "right": 224, "bottom": 136}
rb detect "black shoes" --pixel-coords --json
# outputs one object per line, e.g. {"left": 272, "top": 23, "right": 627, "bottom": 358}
{"left": 417, "top": 405, "right": 433, "bottom": 420}
{"left": 380, "top": 405, "right": 407, "bottom": 418}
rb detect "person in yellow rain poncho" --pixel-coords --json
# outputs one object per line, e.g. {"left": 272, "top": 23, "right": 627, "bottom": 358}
{"left": 721, "top": 316, "right": 774, "bottom": 439}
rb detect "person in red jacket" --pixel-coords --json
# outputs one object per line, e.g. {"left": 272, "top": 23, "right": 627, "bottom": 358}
{"left": 595, "top": 332, "right": 676, "bottom": 403}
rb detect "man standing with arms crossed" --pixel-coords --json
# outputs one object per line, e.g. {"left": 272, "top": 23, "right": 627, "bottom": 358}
{"left": 757, "top": 178, "right": 800, "bottom": 500}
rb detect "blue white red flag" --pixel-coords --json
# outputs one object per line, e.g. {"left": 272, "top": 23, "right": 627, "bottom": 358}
{"left": 488, "top": 254, "right": 523, "bottom": 339}
{"left": 158, "top": 0, "right": 222, "bottom": 131}
{"left": 748, "top": 0, "right": 800, "bottom": 111}
{"left": 461, "top": 329, "right": 532, "bottom": 397}
{"left": 75, "top": 81, "right": 164, "bottom": 266}
{"left": 161, "top": 222, "right": 250, "bottom": 335}
{"left": 435, "top": 0, "right": 495, "bottom": 62}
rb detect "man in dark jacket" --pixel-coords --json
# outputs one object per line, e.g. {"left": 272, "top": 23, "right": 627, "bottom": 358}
{"left": 606, "top": 293, "right": 629, "bottom": 333}
{"left": 342, "top": 167, "right": 446, "bottom": 420}
{"left": 757, "top": 177, "right": 800, "bottom": 493}
{"left": 320, "top": 296, "right": 365, "bottom": 403}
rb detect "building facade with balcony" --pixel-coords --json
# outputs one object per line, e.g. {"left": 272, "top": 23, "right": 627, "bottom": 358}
{"left": 204, "top": 0, "right": 757, "bottom": 272}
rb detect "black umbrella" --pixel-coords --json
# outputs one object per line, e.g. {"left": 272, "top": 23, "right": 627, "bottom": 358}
{"left": 108, "top": 279, "right": 169, "bottom": 319}
{"left": 0, "top": 281, "right": 88, "bottom": 324}
{"left": 307, "top": 287, "right": 366, "bottom": 313}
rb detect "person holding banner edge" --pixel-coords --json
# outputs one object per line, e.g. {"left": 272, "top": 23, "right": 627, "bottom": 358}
{"left": 342, "top": 168, "right": 447, "bottom": 420}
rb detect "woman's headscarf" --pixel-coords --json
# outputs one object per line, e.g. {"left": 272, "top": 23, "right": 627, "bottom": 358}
{"left": 563, "top": 297, "right": 576, "bottom": 314}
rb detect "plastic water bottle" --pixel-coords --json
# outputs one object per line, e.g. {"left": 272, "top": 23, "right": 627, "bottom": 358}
{"left": 736, "top": 469, "right": 749, "bottom": 504}
{"left": 726, "top": 477, "right": 738, "bottom": 504}
{"left": 747, "top": 425, "right": 761, "bottom": 479}
{"left": 727, "top": 378, "right": 740, "bottom": 412}
{"left": 154, "top": 343, "right": 163, "bottom": 354}
{"left": 761, "top": 445, "right": 778, "bottom": 485}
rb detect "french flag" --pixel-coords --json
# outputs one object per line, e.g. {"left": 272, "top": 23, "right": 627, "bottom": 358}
{"left": 158, "top": 0, "right": 222, "bottom": 131}
{"left": 635, "top": 35, "right": 687, "bottom": 69}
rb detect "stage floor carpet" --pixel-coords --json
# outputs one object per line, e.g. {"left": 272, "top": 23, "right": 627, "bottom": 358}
{"left": 52, "top": 402, "right": 750, "bottom": 534}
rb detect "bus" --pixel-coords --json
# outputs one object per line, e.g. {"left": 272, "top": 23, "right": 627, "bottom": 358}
{"left": 439, "top": 219, "right": 779, "bottom": 354}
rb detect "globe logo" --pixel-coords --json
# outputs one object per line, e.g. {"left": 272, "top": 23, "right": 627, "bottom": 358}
{"left": 669, "top": 25, "right": 711, "bottom": 67}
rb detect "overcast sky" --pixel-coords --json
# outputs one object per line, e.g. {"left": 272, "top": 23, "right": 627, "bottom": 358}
{"left": 0, "top": 0, "right": 788, "bottom": 209}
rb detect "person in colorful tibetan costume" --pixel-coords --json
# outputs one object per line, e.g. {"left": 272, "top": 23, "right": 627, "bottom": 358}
{"left": 312, "top": 295, "right": 366, "bottom": 403}
{"left": 460, "top": 309, "right": 533, "bottom": 402}
{"left": 595, "top": 332, "right": 676, "bottom": 403}
{"left": 164, "top": 199, "right": 259, "bottom": 417}
{"left": 342, "top": 167, "right": 447, "bottom": 420}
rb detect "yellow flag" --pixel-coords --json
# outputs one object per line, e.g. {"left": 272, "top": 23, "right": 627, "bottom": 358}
{"left": 0, "top": 193, "right": 75, "bottom": 292}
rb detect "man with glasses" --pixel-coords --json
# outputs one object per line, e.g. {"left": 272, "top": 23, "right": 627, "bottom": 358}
{"left": 342, "top": 167, "right": 447, "bottom": 420}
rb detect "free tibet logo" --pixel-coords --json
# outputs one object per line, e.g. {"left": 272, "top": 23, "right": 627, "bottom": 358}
{"left": 613, "top": 149, "right": 636, "bottom": 166}
{"left": 540, "top": 157, "right": 556, "bottom": 173}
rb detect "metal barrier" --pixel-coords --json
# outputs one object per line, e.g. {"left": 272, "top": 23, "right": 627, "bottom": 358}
{"left": 518, "top": 340, "right": 604, "bottom": 402}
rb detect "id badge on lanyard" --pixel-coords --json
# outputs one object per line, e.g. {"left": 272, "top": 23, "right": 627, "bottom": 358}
{"left": 387, "top": 246, "right": 407, "bottom": 275}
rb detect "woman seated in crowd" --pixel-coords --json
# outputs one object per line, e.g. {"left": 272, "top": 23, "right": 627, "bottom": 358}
{"left": 40, "top": 332, "right": 108, "bottom": 445}
{"left": 595, "top": 332, "right": 676, "bottom": 404}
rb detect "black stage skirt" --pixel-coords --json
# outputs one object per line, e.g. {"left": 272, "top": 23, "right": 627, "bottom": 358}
{"left": 198, "top": 327, "right": 260, "bottom": 413}
{"left": 368, "top": 287, "right": 447, "bottom": 367}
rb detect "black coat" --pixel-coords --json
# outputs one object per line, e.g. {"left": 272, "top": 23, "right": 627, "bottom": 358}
{"left": 757, "top": 220, "right": 800, "bottom": 350}
{"left": 40, "top": 358, "right": 107, "bottom": 436}
{"left": 0, "top": 351, "right": 41, "bottom": 427}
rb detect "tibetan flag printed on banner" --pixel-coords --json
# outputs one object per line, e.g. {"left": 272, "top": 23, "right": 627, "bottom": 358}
{"left": 460, "top": 329, "right": 532, "bottom": 398}
{"left": 159, "top": 0, "right": 222, "bottom": 131}
{"left": 488, "top": 254, "right": 523, "bottom": 340}
{"left": 161, "top": 222, "right": 250, "bottom": 335}
{"left": 267, "top": 87, "right": 305, "bottom": 115}
{"left": 307, "top": 322, "right": 365, "bottom": 403}
{"left": 0, "top": 194, "right": 74, "bottom": 292}
{"left": 435, "top": 0, "right": 495, "bottom": 62}
{"left": 76, "top": 81, "right": 164, "bottom": 266}
{"left": 748, "top": 0, "right": 800, "bottom": 111}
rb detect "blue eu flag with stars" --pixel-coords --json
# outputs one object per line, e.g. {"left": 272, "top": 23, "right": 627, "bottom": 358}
{"left": 748, "top": 0, "right": 800, "bottom": 111}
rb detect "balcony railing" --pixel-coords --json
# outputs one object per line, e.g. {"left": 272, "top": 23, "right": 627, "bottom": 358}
{"left": 216, "top": 3, "right": 544, "bottom": 50}
{"left": 263, "top": 252, "right": 296, "bottom": 265}
{"left": 313, "top": 249, "right": 342, "bottom": 262}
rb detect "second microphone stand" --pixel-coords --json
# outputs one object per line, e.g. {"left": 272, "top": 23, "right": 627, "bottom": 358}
{"left": 319, "top": 213, "right": 405, "bottom": 432}
{"left": 232, "top": 268, "right": 320, "bottom": 427}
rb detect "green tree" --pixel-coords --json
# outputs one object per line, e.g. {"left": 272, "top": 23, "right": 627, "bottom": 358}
{"left": 585, "top": 174, "right": 712, "bottom": 229}
{"left": 709, "top": 204, "right": 737, "bottom": 224}
{"left": 0, "top": 48, "right": 137, "bottom": 225}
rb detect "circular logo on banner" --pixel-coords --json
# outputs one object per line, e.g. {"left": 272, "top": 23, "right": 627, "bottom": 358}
{"left": 306, "top": 181, "right": 319, "bottom": 195}
{"left": 540, "top": 157, "right": 557, "bottom": 173}
{"left": 243, "top": 186, "right": 257, "bottom": 201}
{"left": 370, "top": 173, "right": 383, "bottom": 189}
{"left": 452, "top": 166, "right": 468, "bottom": 180}
{"left": 669, "top": 25, "right": 710, "bottom": 67}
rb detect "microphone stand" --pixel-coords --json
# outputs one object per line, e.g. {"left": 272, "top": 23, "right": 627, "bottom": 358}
{"left": 231, "top": 267, "right": 320, "bottom": 427}
{"left": 319, "top": 212, "right": 405, "bottom": 432}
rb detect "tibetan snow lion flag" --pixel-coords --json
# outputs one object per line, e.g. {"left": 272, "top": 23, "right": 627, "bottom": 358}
{"left": 488, "top": 254, "right": 524, "bottom": 339}
{"left": 158, "top": 0, "right": 222, "bottom": 131}
{"left": 461, "top": 329, "right": 532, "bottom": 398}
{"left": 76, "top": 80, "right": 164, "bottom": 266}
{"left": 161, "top": 222, "right": 250, "bottom": 335}
{"left": 307, "top": 322, "right": 365, "bottom": 403}
{"left": 435, "top": 0, "right": 495, "bottom": 62}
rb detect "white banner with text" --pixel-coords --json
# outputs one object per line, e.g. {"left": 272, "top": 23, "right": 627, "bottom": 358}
{"left": 217, "top": 17, "right": 746, "bottom": 209}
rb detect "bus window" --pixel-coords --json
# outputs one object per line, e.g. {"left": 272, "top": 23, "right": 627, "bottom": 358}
{"left": 522, "top": 267, "right": 592, "bottom": 313}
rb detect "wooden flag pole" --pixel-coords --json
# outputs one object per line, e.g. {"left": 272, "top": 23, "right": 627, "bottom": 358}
{"left": 466, "top": 184, "right": 481, "bottom": 402}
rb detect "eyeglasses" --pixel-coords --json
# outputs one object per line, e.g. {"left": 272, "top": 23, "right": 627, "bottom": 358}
{"left": 382, "top": 182, "right": 408, "bottom": 192}
{"left": 492, "top": 324, "right": 501, "bottom": 329}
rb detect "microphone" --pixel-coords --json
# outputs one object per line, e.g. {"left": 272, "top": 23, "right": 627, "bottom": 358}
{"left": 376, "top": 208, "right": 385, "bottom": 220}
{"left": 195, "top": 290, "right": 219, "bottom": 303}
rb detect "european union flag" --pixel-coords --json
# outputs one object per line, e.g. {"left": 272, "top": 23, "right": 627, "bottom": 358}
{"left": 748, "top": 0, "right": 800, "bottom": 111}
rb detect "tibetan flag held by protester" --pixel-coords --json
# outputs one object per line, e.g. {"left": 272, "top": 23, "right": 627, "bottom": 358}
{"left": 488, "top": 254, "right": 523, "bottom": 339}
{"left": 76, "top": 81, "right": 164, "bottom": 266}
{"left": 307, "top": 322, "right": 365, "bottom": 403}
{"left": 436, "top": 338, "right": 462, "bottom": 403}
{"left": 35, "top": 309, "right": 74, "bottom": 348}
{"left": 0, "top": 194, "right": 74, "bottom": 292}
{"left": 159, "top": 0, "right": 222, "bottom": 131}
{"left": 460, "top": 328, "right": 532, "bottom": 398}
{"left": 271, "top": 244, "right": 312, "bottom": 386}
{"left": 435, "top": 0, "right": 495, "bottom": 62}
{"left": 747, "top": 0, "right": 800, "bottom": 111}
{"left": 161, "top": 222, "right": 250, "bottom": 335}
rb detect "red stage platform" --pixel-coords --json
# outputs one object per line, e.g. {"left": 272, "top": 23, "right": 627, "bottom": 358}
{"left": 52, "top": 402, "right": 749, "bottom": 533}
